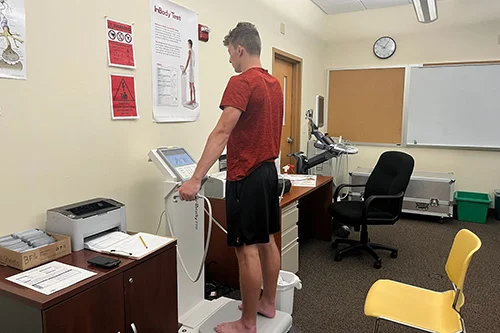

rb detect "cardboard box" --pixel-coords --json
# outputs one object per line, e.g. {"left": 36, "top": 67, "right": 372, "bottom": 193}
{"left": 0, "top": 233, "right": 71, "bottom": 271}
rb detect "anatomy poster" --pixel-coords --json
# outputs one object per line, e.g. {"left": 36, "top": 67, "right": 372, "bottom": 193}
{"left": 110, "top": 74, "right": 139, "bottom": 119}
{"left": 0, "top": 0, "right": 26, "bottom": 80}
{"left": 106, "top": 18, "right": 135, "bottom": 68}
{"left": 150, "top": 0, "right": 199, "bottom": 122}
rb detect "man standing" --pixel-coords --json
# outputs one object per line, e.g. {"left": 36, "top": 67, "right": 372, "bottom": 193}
{"left": 182, "top": 39, "right": 196, "bottom": 105}
{"left": 178, "top": 22, "right": 284, "bottom": 333}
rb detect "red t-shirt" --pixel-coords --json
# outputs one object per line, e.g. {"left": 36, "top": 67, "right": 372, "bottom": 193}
{"left": 220, "top": 68, "right": 283, "bottom": 181}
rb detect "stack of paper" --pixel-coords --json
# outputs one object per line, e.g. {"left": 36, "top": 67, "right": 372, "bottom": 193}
{"left": 281, "top": 174, "right": 317, "bottom": 187}
{"left": 6, "top": 261, "right": 96, "bottom": 295}
{"left": 85, "top": 231, "right": 175, "bottom": 259}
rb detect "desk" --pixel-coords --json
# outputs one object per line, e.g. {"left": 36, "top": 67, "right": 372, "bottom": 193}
{"left": 0, "top": 242, "right": 178, "bottom": 333}
{"left": 206, "top": 175, "right": 333, "bottom": 289}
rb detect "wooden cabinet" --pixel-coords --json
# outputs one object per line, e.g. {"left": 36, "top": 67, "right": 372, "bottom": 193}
{"left": 124, "top": 248, "right": 178, "bottom": 333}
{"left": 205, "top": 176, "right": 333, "bottom": 289}
{"left": 43, "top": 274, "right": 125, "bottom": 333}
{"left": 0, "top": 243, "right": 178, "bottom": 333}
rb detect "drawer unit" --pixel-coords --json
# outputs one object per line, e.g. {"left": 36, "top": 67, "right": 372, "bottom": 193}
{"left": 281, "top": 201, "right": 299, "bottom": 272}
{"left": 281, "top": 201, "right": 299, "bottom": 231}
{"left": 281, "top": 241, "right": 299, "bottom": 274}
{"left": 350, "top": 168, "right": 455, "bottom": 219}
{"left": 281, "top": 225, "right": 298, "bottom": 250}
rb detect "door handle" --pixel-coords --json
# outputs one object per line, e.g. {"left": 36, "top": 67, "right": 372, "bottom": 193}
{"left": 287, "top": 137, "right": 293, "bottom": 144}
{"left": 131, "top": 323, "right": 138, "bottom": 333}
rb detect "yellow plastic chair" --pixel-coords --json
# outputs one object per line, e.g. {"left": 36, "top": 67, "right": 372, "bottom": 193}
{"left": 364, "top": 229, "right": 481, "bottom": 333}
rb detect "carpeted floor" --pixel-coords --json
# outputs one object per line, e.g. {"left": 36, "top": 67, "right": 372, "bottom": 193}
{"left": 291, "top": 215, "right": 500, "bottom": 333}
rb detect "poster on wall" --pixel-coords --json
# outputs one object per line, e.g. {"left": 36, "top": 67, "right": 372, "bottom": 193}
{"left": 150, "top": 0, "right": 199, "bottom": 123}
{"left": 109, "top": 74, "right": 139, "bottom": 119}
{"left": 106, "top": 18, "right": 136, "bottom": 68}
{"left": 0, "top": 0, "right": 26, "bottom": 80}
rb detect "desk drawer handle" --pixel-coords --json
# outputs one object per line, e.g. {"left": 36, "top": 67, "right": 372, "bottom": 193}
{"left": 131, "top": 323, "right": 138, "bottom": 333}
{"left": 129, "top": 278, "right": 134, "bottom": 284}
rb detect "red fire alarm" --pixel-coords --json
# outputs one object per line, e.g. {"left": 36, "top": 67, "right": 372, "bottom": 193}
{"left": 198, "top": 24, "right": 210, "bottom": 42}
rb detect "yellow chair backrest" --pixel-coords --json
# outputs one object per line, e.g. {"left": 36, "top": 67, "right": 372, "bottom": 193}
{"left": 445, "top": 229, "right": 481, "bottom": 310}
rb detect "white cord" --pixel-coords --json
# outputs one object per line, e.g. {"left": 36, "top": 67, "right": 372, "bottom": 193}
{"left": 205, "top": 208, "right": 227, "bottom": 234}
{"left": 164, "top": 188, "right": 214, "bottom": 283}
{"left": 156, "top": 210, "right": 165, "bottom": 235}
{"left": 155, "top": 183, "right": 180, "bottom": 235}
{"left": 279, "top": 173, "right": 286, "bottom": 202}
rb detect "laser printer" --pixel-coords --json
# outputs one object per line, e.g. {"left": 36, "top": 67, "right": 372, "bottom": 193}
{"left": 46, "top": 198, "right": 127, "bottom": 251}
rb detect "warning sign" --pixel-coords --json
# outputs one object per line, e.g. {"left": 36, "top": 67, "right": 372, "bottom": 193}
{"left": 110, "top": 74, "right": 139, "bottom": 119}
{"left": 106, "top": 18, "right": 135, "bottom": 68}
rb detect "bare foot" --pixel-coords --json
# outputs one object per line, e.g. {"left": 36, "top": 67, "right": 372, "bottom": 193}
{"left": 238, "top": 300, "right": 276, "bottom": 318}
{"left": 215, "top": 319, "right": 256, "bottom": 333}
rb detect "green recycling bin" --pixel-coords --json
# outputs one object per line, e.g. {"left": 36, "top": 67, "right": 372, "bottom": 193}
{"left": 455, "top": 191, "right": 491, "bottom": 224}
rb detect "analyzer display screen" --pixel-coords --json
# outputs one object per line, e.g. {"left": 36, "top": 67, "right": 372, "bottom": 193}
{"left": 166, "top": 153, "right": 193, "bottom": 167}
{"left": 157, "top": 148, "right": 195, "bottom": 167}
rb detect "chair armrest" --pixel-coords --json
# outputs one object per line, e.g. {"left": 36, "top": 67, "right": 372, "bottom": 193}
{"left": 363, "top": 191, "right": 405, "bottom": 222}
{"left": 333, "top": 184, "right": 366, "bottom": 202}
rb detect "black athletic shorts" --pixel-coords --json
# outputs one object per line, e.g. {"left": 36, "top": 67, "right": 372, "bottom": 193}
{"left": 225, "top": 162, "right": 280, "bottom": 247}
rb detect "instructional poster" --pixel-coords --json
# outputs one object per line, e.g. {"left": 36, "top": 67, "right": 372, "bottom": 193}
{"left": 150, "top": 0, "right": 199, "bottom": 122}
{"left": 109, "top": 74, "right": 139, "bottom": 119}
{"left": 106, "top": 18, "right": 135, "bottom": 68}
{"left": 0, "top": 0, "right": 26, "bottom": 80}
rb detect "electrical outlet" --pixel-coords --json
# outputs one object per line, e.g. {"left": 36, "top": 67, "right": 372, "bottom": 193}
{"left": 280, "top": 22, "right": 286, "bottom": 35}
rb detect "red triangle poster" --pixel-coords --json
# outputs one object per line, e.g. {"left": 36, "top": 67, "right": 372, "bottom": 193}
{"left": 110, "top": 74, "right": 139, "bottom": 119}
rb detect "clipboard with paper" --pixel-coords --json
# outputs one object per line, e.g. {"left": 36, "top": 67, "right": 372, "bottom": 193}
{"left": 84, "top": 231, "right": 175, "bottom": 259}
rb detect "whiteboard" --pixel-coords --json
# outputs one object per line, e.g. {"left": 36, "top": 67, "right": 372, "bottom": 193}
{"left": 406, "top": 64, "right": 500, "bottom": 149}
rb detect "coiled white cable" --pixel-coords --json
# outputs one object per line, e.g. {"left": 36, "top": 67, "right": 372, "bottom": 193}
{"left": 162, "top": 186, "right": 213, "bottom": 283}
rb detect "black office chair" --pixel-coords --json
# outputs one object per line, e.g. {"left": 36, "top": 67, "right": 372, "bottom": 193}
{"left": 329, "top": 151, "right": 415, "bottom": 268}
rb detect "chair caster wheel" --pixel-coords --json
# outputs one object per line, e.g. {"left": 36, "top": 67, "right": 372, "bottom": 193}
{"left": 331, "top": 242, "right": 338, "bottom": 249}
{"left": 334, "top": 254, "right": 342, "bottom": 262}
{"left": 374, "top": 260, "right": 382, "bottom": 269}
{"left": 390, "top": 251, "right": 398, "bottom": 259}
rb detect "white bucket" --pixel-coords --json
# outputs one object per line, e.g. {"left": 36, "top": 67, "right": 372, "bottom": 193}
{"left": 275, "top": 270, "right": 302, "bottom": 315}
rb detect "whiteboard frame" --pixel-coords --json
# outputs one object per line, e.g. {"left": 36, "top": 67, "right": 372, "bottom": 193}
{"left": 405, "top": 62, "right": 500, "bottom": 151}
{"left": 325, "top": 65, "right": 410, "bottom": 147}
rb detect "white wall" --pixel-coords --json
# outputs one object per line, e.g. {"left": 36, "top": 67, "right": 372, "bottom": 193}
{"left": 0, "top": 0, "right": 326, "bottom": 235}
{"left": 324, "top": 0, "right": 500, "bottom": 202}
{"left": 2, "top": 0, "right": 498, "bottom": 237}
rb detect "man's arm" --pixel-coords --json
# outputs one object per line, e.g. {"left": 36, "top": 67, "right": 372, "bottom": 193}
{"left": 178, "top": 107, "right": 242, "bottom": 201}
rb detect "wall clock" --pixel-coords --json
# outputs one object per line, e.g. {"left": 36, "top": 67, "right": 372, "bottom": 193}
{"left": 373, "top": 36, "right": 397, "bottom": 59}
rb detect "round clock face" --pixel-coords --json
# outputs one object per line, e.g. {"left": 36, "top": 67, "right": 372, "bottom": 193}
{"left": 373, "top": 36, "right": 396, "bottom": 59}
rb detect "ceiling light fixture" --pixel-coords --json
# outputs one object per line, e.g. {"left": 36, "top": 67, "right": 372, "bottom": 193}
{"left": 411, "top": 0, "right": 438, "bottom": 23}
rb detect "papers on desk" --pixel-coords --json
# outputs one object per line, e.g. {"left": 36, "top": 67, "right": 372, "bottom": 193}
{"left": 281, "top": 174, "right": 317, "bottom": 187}
{"left": 84, "top": 231, "right": 175, "bottom": 260}
{"left": 6, "top": 261, "right": 96, "bottom": 295}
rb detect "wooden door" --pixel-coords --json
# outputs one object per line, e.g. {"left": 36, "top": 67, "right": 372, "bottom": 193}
{"left": 43, "top": 274, "right": 125, "bottom": 333}
{"left": 274, "top": 57, "right": 295, "bottom": 171}
{"left": 124, "top": 248, "right": 178, "bottom": 333}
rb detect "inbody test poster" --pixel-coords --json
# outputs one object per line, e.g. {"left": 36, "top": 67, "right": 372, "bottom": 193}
{"left": 150, "top": 0, "right": 199, "bottom": 122}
